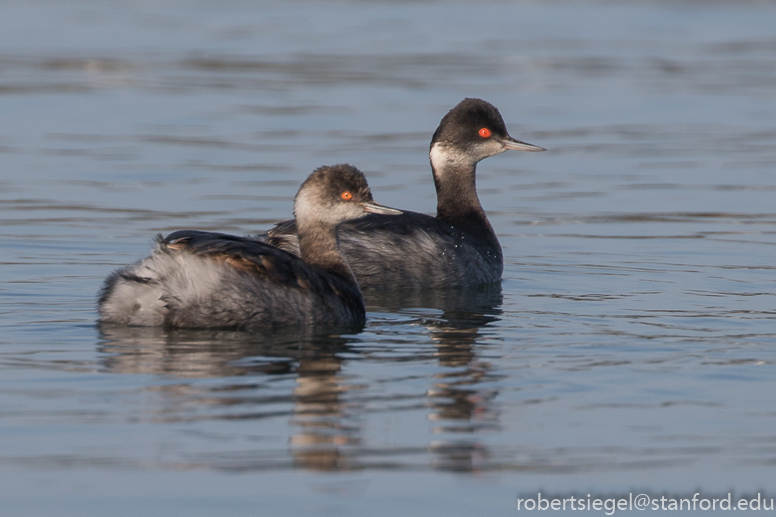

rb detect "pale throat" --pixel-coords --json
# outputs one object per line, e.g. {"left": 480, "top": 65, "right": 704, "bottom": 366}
{"left": 293, "top": 189, "right": 328, "bottom": 229}
{"left": 429, "top": 142, "right": 470, "bottom": 177}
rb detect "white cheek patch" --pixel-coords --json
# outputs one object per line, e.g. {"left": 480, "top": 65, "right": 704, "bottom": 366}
{"left": 294, "top": 189, "right": 333, "bottom": 227}
{"left": 430, "top": 140, "right": 507, "bottom": 173}
{"left": 430, "top": 143, "right": 467, "bottom": 176}
{"left": 294, "top": 188, "right": 367, "bottom": 228}
{"left": 481, "top": 139, "right": 507, "bottom": 159}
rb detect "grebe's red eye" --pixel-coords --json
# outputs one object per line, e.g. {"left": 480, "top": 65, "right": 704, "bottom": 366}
{"left": 340, "top": 191, "right": 353, "bottom": 200}
{"left": 478, "top": 128, "right": 491, "bottom": 138}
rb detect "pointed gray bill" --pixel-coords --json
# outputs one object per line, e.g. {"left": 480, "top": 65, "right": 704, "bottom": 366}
{"left": 501, "top": 136, "right": 546, "bottom": 152}
{"left": 359, "top": 201, "right": 402, "bottom": 215}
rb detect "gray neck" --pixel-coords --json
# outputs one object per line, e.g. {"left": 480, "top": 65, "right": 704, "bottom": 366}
{"left": 297, "top": 222, "right": 356, "bottom": 283}
{"left": 430, "top": 145, "right": 497, "bottom": 239}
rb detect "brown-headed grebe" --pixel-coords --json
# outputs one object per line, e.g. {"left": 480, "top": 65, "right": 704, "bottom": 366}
{"left": 98, "top": 164, "right": 400, "bottom": 330}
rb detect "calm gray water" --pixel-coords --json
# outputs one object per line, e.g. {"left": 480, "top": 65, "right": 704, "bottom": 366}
{"left": 2, "top": 0, "right": 776, "bottom": 515}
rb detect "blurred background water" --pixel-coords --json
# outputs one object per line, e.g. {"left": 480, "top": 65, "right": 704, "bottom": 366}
{"left": 1, "top": 0, "right": 776, "bottom": 515}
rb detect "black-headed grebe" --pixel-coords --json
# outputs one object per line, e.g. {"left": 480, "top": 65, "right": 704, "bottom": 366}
{"left": 263, "top": 98, "right": 545, "bottom": 290}
{"left": 98, "top": 164, "right": 400, "bottom": 330}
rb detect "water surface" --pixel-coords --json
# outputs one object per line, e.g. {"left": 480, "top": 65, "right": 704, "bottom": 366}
{"left": 2, "top": 1, "right": 776, "bottom": 515}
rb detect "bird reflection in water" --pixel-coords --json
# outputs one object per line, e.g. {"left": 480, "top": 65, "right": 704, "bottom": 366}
{"left": 289, "top": 343, "right": 356, "bottom": 471}
{"left": 97, "top": 325, "right": 359, "bottom": 471}
{"left": 96, "top": 284, "right": 502, "bottom": 473}
{"left": 364, "top": 283, "right": 503, "bottom": 472}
